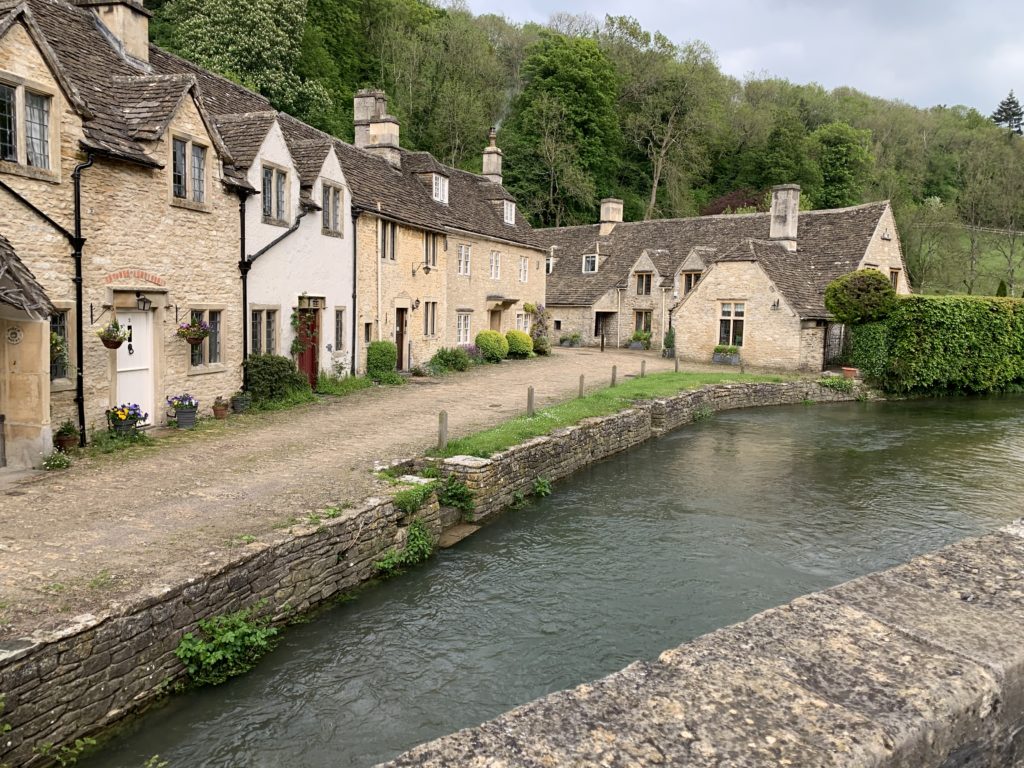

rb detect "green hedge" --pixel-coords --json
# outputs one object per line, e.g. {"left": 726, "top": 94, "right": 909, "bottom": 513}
{"left": 851, "top": 295, "right": 1024, "bottom": 393}
{"left": 429, "top": 347, "right": 471, "bottom": 373}
{"left": 367, "top": 340, "right": 398, "bottom": 382}
{"left": 475, "top": 330, "right": 509, "bottom": 362}
{"left": 505, "top": 329, "right": 533, "bottom": 358}
{"left": 244, "top": 355, "right": 310, "bottom": 402}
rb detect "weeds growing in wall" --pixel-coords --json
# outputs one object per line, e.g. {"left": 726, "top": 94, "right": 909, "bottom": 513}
{"left": 174, "top": 603, "right": 279, "bottom": 687}
{"left": 374, "top": 518, "right": 435, "bottom": 577}
{"left": 436, "top": 475, "right": 474, "bottom": 512}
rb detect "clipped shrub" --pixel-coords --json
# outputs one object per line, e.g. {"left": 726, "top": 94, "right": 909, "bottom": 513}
{"left": 367, "top": 340, "right": 399, "bottom": 382}
{"left": 824, "top": 269, "right": 897, "bottom": 324}
{"left": 430, "top": 346, "right": 471, "bottom": 373}
{"left": 663, "top": 326, "right": 676, "bottom": 350}
{"left": 505, "top": 329, "right": 534, "bottom": 358}
{"left": 533, "top": 334, "right": 551, "bottom": 356}
{"left": 475, "top": 330, "right": 509, "bottom": 362}
{"left": 244, "top": 354, "right": 310, "bottom": 403}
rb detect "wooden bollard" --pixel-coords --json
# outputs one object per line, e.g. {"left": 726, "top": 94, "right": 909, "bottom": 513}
{"left": 579, "top": 374, "right": 585, "bottom": 398}
{"left": 640, "top": 360, "right": 646, "bottom": 378}
{"left": 674, "top": 356, "right": 679, "bottom": 373}
{"left": 611, "top": 365, "right": 617, "bottom": 387}
{"left": 527, "top": 386, "right": 535, "bottom": 416}
{"left": 438, "top": 410, "right": 448, "bottom": 452}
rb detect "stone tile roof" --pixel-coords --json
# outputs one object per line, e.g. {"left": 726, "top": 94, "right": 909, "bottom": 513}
{"left": 285, "top": 138, "right": 333, "bottom": 187}
{"left": 540, "top": 202, "right": 889, "bottom": 315}
{"left": 213, "top": 111, "right": 277, "bottom": 169}
{"left": 113, "top": 74, "right": 193, "bottom": 141}
{"left": 0, "top": 233, "right": 55, "bottom": 320}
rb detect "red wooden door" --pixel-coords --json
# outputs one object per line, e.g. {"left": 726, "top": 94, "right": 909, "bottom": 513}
{"left": 297, "top": 309, "right": 319, "bottom": 388}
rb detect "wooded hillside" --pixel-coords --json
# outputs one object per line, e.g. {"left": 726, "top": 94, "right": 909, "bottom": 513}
{"left": 148, "top": 0, "right": 1024, "bottom": 296}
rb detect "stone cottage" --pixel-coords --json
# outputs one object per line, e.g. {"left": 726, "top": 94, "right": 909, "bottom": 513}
{"left": 0, "top": 0, "right": 245, "bottom": 468}
{"left": 539, "top": 185, "right": 909, "bottom": 371}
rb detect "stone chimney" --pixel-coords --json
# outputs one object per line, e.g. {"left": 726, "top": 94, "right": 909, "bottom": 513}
{"left": 599, "top": 198, "right": 623, "bottom": 237}
{"left": 353, "top": 89, "right": 401, "bottom": 168}
{"left": 769, "top": 184, "right": 800, "bottom": 252}
{"left": 81, "top": 0, "right": 151, "bottom": 62}
{"left": 482, "top": 128, "right": 502, "bottom": 185}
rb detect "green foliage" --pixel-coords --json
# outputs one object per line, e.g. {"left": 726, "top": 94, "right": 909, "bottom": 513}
{"left": 55, "top": 419, "right": 78, "bottom": 437}
{"left": 316, "top": 373, "right": 373, "bottom": 396}
{"left": 991, "top": 90, "right": 1023, "bottom": 134}
{"left": 366, "top": 341, "right": 399, "bottom": 382}
{"left": 713, "top": 345, "right": 739, "bottom": 355}
{"left": 175, "top": 604, "right": 279, "bottom": 687}
{"left": 429, "top": 346, "right": 472, "bottom": 373}
{"left": 505, "top": 329, "right": 534, "bottom": 358}
{"left": 244, "top": 354, "right": 310, "bottom": 403}
{"left": 880, "top": 295, "right": 1024, "bottom": 394}
{"left": 630, "top": 330, "right": 652, "bottom": 349}
{"left": 806, "top": 121, "right": 873, "bottom": 208}
{"left": 392, "top": 482, "right": 435, "bottom": 514}
{"left": 42, "top": 451, "right": 71, "bottom": 471}
{"left": 817, "top": 376, "right": 855, "bottom": 393}
{"left": 532, "top": 476, "right": 552, "bottom": 497}
{"left": 528, "top": 305, "right": 553, "bottom": 355}
{"left": 34, "top": 737, "right": 97, "bottom": 766}
{"left": 663, "top": 326, "right": 675, "bottom": 350}
{"left": 824, "top": 269, "right": 898, "bottom": 324}
{"left": 436, "top": 475, "right": 474, "bottom": 512}
{"left": 374, "top": 518, "right": 435, "bottom": 577}
{"left": 848, "top": 322, "right": 890, "bottom": 383}
{"left": 474, "top": 330, "right": 509, "bottom": 362}
{"left": 997, "top": 280, "right": 1008, "bottom": 297}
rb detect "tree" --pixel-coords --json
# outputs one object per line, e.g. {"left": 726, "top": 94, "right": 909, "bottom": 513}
{"left": 897, "top": 197, "right": 962, "bottom": 292}
{"left": 806, "top": 121, "right": 873, "bottom": 208}
{"left": 991, "top": 90, "right": 1023, "bottom": 134}
{"left": 996, "top": 280, "right": 1008, "bottom": 296}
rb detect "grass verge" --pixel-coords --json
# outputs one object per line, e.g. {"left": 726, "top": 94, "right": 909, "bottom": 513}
{"left": 431, "top": 371, "right": 789, "bottom": 458}
{"left": 316, "top": 373, "right": 375, "bottom": 397}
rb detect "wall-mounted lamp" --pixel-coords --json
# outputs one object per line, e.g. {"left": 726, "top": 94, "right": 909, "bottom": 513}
{"left": 135, "top": 292, "right": 153, "bottom": 312}
{"left": 412, "top": 299, "right": 421, "bottom": 310}
{"left": 412, "top": 262, "right": 432, "bottom": 276}
{"left": 770, "top": 299, "right": 780, "bottom": 311}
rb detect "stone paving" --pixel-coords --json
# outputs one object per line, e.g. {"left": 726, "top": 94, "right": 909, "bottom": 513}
{"left": 0, "top": 348, "right": 689, "bottom": 638}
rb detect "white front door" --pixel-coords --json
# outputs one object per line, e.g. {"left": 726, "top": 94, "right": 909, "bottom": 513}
{"left": 116, "top": 311, "right": 154, "bottom": 425}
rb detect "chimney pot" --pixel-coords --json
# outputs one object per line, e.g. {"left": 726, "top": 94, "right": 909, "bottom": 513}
{"left": 354, "top": 89, "right": 401, "bottom": 168}
{"left": 82, "top": 0, "right": 151, "bottom": 62}
{"left": 769, "top": 184, "right": 800, "bottom": 252}
{"left": 482, "top": 127, "right": 502, "bottom": 185}
{"left": 599, "top": 198, "right": 623, "bottom": 236}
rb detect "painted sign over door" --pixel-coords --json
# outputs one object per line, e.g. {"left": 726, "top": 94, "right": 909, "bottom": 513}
{"left": 116, "top": 311, "right": 153, "bottom": 424}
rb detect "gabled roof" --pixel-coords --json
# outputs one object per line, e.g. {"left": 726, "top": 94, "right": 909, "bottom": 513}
{"left": 539, "top": 202, "right": 890, "bottom": 312}
{"left": 214, "top": 111, "right": 277, "bottom": 170}
{"left": 285, "top": 138, "right": 333, "bottom": 187}
{"left": 0, "top": 233, "right": 55, "bottom": 320}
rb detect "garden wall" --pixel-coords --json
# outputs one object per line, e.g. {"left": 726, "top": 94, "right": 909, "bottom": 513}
{"left": 0, "top": 380, "right": 857, "bottom": 766}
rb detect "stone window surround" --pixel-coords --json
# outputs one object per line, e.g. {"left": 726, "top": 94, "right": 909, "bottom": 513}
{"left": 260, "top": 161, "right": 290, "bottom": 226}
{"left": 379, "top": 220, "right": 398, "bottom": 261}
{"left": 49, "top": 299, "right": 76, "bottom": 393}
{"left": 320, "top": 181, "right": 344, "bottom": 237}
{"left": 634, "top": 309, "right": 652, "bottom": 333}
{"left": 456, "top": 311, "right": 471, "bottom": 344}
{"left": 719, "top": 301, "right": 746, "bottom": 347}
{"left": 519, "top": 256, "right": 529, "bottom": 283}
{"left": 889, "top": 268, "right": 901, "bottom": 290}
{"left": 250, "top": 304, "right": 280, "bottom": 355}
{"left": 168, "top": 130, "right": 211, "bottom": 212}
{"left": 681, "top": 271, "right": 701, "bottom": 295}
{"left": 334, "top": 307, "right": 346, "bottom": 351}
{"left": 0, "top": 71, "right": 60, "bottom": 183}
{"left": 635, "top": 271, "right": 652, "bottom": 295}
{"left": 422, "top": 299, "right": 439, "bottom": 337}
{"left": 457, "top": 243, "right": 471, "bottom": 276}
{"left": 423, "top": 231, "right": 442, "bottom": 267}
{"left": 489, "top": 250, "right": 500, "bottom": 280}
{"left": 186, "top": 304, "right": 226, "bottom": 376}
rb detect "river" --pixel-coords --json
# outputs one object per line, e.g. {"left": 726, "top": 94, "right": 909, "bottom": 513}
{"left": 84, "top": 396, "right": 1024, "bottom": 767}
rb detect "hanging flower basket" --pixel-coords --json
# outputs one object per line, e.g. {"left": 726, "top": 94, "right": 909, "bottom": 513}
{"left": 176, "top": 320, "right": 211, "bottom": 346}
{"left": 96, "top": 321, "right": 130, "bottom": 350}
{"left": 185, "top": 334, "right": 205, "bottom": 347}
{"left": 101, "top": 337, "right": 124, "bottom": 350}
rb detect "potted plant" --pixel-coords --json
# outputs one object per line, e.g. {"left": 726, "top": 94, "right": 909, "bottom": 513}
{"left": 167, "top": 393, "right": 199, "bottom": 429}
{"left": 712, "top": 344, "right": 741, "bottom": 365}
{"left": 176, "top": 319, "right": 211, "bottom": 346}
{"left": 559, "top": 332, "right": 582, "bottom": 347}
{"left": 106, "top": 403, "right": 147, "bottom": 435}
{"left": 662, "top": 327, "right": 676, "bottom": 358}
{"left": 96, "top": 321, "right": 130, "bottom": 350}
{"left": 629, "top": 330, "right": 652, "bottom": 350}
{"left": 213, "top": 396, "right": 230, "bottom": 420}
{"left": 230, "top": 390, "right": 251, "bottom": 413}
{"left": 54, "top": 420, "right": 79, "bottom": 452}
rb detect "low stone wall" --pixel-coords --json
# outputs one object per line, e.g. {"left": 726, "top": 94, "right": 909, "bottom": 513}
{"left": 443, "top": 381, "right": 858, "bottom": 522}
{"left": 0, "top": 380, "right": 857, "bottom": 766}
{"left": 382, "top": 524, "right": 1024, "bottom": 768}
{"left": 0, "top": 498, "right": 441, "bottom": 766}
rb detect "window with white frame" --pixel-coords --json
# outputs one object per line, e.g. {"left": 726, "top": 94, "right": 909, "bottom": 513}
{"left": 423, "top": 301, "right": 437, "bottom": 336}
{"left": 489, "top": 250, "right": 501, "bottom": 279}
{"left": 583, "top": 253, "right": 597, "bottom": 273}
{"left": 423, "top": 232, "right": 439, "bottom": 267}
{"left": 380, "top": 221, "right": 398, "bottom": 260}
{"left": 190, "top": 309, "right": 222, "bottom": 367}
{"left": 322, "top": 184, "right": 343, "bottom": 235}
{"left": 719, "top": 302, "right": 745, "bottom": 346}
{"left": 519, "top": 256, "right": 528, "bottom": 283}
{"left": 172, "top": 137, "right": 207, "bottom": 203}
{"left": 457, "top": 244, "right": 471, "bottom": 276}
{"left": 0, "top": 81, "right": 53, "bottom": 170}
{"left": 546, "top": 253, "right": 554, "bottom": 274}
{"left": 516, "top": 312, "right": 530, "bottom": 333}
{"left": 261, "top": 165, "right": 288, "bottom": 221}
{"left": 456, "top": 312, "right": 471, "bottom": 344}
{"left": 503, "top": 200, "right": 516, "bottom": 225}
{"left": 432, "top": 173, "right": 449, "bottom": 204}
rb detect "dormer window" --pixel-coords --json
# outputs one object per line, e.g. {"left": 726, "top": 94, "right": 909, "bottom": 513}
{"left": 322, "top": 184, "right": 343, "bottom": 235}
{"left": 583, "top": 254, "right": 597, "bottom": 273}
{"left": 432, "top": 173, "right": 449, "bottom": 204}
{"left": 171, "top": 136, "right": 207, "bottom": 205}
{"left": 503, "top": 200, "right": 516, "bottom": 225}
{"left": 261, "top": 164, "right": 288, "bottom": 223}
{"left": 0, "top": 80, "right": 54, "bottom": 172}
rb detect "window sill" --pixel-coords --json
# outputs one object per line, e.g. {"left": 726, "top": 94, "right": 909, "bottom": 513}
{"left": 50, "top": 378, "right": 75, "bottom": 393}
{"left": 171, "top": 197, "right": 212, "bottom": 213}
{"left": 321, "top": 228, "right": 344, "bottom": 239}
{"left": 262, "top": 216, "right": 290, "bottom": 227}
{"left": 187, "top": 363, "right": 226, "bottom": 376}
{"left": 0, "top": 160, "right": 58, "bottom": 183}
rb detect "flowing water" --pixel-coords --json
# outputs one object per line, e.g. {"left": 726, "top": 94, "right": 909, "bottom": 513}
{"left": 85, "top": 397, "right": 1024, "bottom": 768}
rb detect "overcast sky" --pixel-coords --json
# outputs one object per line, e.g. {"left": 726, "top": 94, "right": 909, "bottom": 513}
{"left": 463, "top": 0, "right": 1021, "bottom": 113}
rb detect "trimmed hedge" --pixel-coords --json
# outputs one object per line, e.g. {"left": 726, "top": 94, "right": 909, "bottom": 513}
{"left": 244, "top": 354, "right": 310, "bottom": 402}
{"left": 429, "top": 346, "right": 471, "bottom": 373}
{"left": 367, "top": 340, "right": 398, "bottom": 382}
{"left": 506, "top": 329, "right": 533, "bottom": 358}
{"left": 475, "top": 330, "right": 509, "bottom": 362}
{"left": 825, "top": 269, "right": 897, "bottom": 324}
{"left": 851, "top": 295, "right": 1024, "bottom": 393}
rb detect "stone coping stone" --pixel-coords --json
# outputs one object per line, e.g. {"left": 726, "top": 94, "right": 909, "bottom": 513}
{"left": 379, "top": 528, "right": 1024, "bottom": 767}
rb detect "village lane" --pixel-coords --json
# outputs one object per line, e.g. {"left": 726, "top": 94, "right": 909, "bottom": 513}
{"left": 0, "top": 348, "right": 680, "bottom": 637}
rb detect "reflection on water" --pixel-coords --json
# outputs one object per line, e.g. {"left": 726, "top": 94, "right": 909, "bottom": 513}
{"left": 84, "top": 397, "right": 1024, "bottom": 768}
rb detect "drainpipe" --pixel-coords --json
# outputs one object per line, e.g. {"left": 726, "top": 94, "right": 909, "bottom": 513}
{"left": 236, "top": 189, "right": 252, "bottom": 391}
{"left": 351, "top": 210, "right": 360, "bottom": 376}
{"left": 72, "top": 154, "right": 94, "bottom": 447}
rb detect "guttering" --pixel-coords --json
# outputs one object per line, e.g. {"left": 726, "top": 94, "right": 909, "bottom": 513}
{"left": 71, "top": 154, "right": 94, "bottom": 446}
{"left": 236, "top": 189, "right": 253, "bottom": 390}
{"left": 248, "top": 209, "right": 309, "bottom": 264}
{"left": 351, "top": 209, "right": 360, "bottom": 376}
